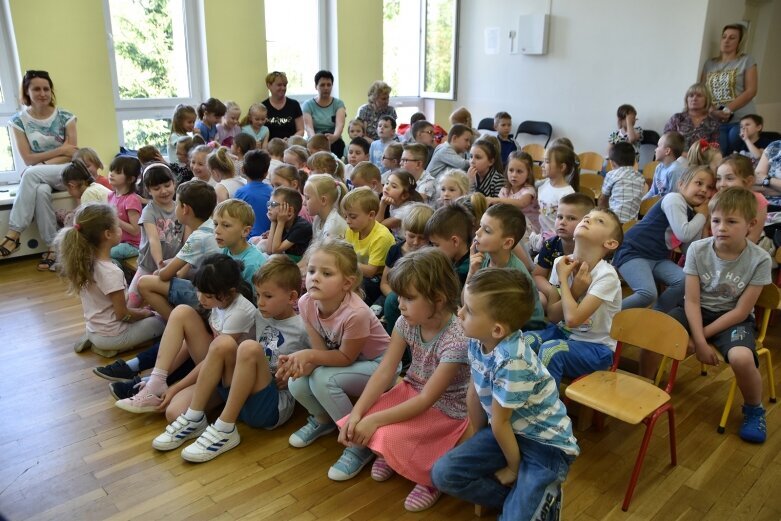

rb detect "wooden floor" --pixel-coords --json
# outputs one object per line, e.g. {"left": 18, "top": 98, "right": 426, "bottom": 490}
{"left": 2, "top": 256, "right": 781, "bottom": 521}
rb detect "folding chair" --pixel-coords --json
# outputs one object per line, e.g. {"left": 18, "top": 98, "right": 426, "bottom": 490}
{"left": 565, "top": 309, "right": 689, "bottom": 511}
{"left": 477, "top": 117, "right": 495, "bottom": 131}
{"left": 515, "top": 120, "right": 552, "bottom": 147}
{"left": 638, "top": 196, "right": 659, "bottom": 219}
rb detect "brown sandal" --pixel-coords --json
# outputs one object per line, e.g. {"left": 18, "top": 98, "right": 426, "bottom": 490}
{"left": 37, "top": 251, "right": 56, "bottom": 271}
{"left": 0, "top": 235, "right": 20, "bottom": 257}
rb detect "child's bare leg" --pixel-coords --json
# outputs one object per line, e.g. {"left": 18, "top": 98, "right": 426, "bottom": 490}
{"left": 189, "top": 335, "right": 240, "bottom": 412}
{"left": 220, "top": 340, "right": 273, "bottom": 424}
{"left": 138, "top": 275, "right": 174, "bottom": 319}
{"left": 730, "top": 346, "right": 763, "bottom": 405}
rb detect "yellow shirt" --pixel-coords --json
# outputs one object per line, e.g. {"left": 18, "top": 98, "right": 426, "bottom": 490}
{"left": 345, "top": 221, "right": 395, "bottom": 267}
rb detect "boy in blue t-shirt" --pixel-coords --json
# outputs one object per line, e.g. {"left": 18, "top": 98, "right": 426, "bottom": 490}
{"left": 235, "top": 149, "right": 274, "bottom": 238}
{"left": 433, "top": 268, "right": 579, "bottom": 520}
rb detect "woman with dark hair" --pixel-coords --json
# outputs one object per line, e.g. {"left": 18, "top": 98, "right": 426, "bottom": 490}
{"left": 700, "top": 23, "right": 759, "bottom": 154}
{"left": 261, "top": 71, "right": 305, "bottom": 141}
{"left": 1, "top": 70, "right": 79, "bottom": 269}
{"left": 302, "top": 70, "right": 347, "bottom": 157}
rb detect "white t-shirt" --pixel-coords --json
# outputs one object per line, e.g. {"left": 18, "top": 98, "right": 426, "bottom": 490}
{"left": 537, "top": 181, "right": 575, "bottom": 236}
{"left": 313, "top": 208, "right": 348, "bottom": 241}
{"left": 209, "top": 294, "right": 258, "bottom": 336}
{"left": 217, "top": 176, "right": 247, "bottom": 198}
{"left": 549, "top": 258, "right": 621, "bottom": 349}
{"left": 80, "top": 183, "right": 112, "bottom": 204}
{"left": 81, "top": 260, "right": 128, "bottom": 336}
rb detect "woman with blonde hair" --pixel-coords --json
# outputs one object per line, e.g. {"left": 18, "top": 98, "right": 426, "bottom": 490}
{"left": 356, "top": 80, "right": 398, "bottom": 141}
{"left": 261, "top": 71, "right": 305, "bottom": 141}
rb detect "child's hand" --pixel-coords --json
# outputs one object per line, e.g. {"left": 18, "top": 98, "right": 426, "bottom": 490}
{"left": 570, "top": 261, "right": 591, "bottom": 299}
{"left": 695, "top": 340, "right": 719, "bottom": 366}
{"left": 494, "top": 466, "right": 518, "bottom": 486}
{"left": 156, "top": 385, "right": 179, "bottom": 412}
{"left": 274, "top": 374, "right": 289, "bottom": 390}
{"left": 351, "top": 417, "right": 379, "bottom": 446}
{"left": 467, "top": 166, "right": 478, "bottom": 184}
{"left": 626, "top": 112, "right": 637, "bottom": 127}
{"left": 276, "top": 202, "right": 291, "bottom": 224}
{"left": 381, "top": 195, "right": 395, "bottom": 207}
{"left": 694, "top": 200, "right": 710, "bottom": 215}
{"left": 469, "top": 241, "right": 484, "bottom": 273}
{"left": 555, "top": 255, "right": 579, "bottom": 281}
{"left": 338, "top": 413, "right": 362, "bottom": 446}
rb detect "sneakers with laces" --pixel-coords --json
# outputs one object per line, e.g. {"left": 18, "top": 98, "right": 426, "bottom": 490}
{"left": 153, "top": 414, "right": 208, "bottom": 451}
{"left": 371, "top": 456, "right": 395, "bottom": 481}
{"left": 328, "top": 446, "right": 374, "bottom": 481}
{"left": 94, "top": 359, "right": 138, "bottom": 381}
{"left": 288, "top": 416, "right": 337, "bottom": 448}
{"left": 181, "top": 424, "right": 241, "bottom": 463}
{"left": 404, "top": 484, "right": 441, "bottom": 512}
{"left": 739, "top": 404, "right": 767, "bottom": 443}
{"left": 109, "top": 376, "right": 142, "bottom": 400}
{"left": 114, "top": 389, "right": 162, "bottom": 413}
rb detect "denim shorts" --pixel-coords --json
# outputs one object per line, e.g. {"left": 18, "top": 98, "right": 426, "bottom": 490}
{"left": 167, "top": 277, "right": 199, "bottom": 308}
{"left": 669, "top": 307, "right": 758, "bottom": 366}
{"left": 216, "top": 380, "right": 279, "bottom": 429}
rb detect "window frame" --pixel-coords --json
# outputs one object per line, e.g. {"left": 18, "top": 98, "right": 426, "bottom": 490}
{"left": 0, "top": 0, "right": 23, "bottom": 184}
{"left": 102, "top": 0, "right": 207, "bottom": 151}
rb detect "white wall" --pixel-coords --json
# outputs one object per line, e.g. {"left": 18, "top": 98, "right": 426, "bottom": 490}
{"left": 750, "top": 0, "right": 781, "bottom": 131}
{"left": 455, "top": 0, "right": 712, "bottom": 154}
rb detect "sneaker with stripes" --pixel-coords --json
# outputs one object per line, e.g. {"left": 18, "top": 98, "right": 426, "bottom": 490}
{"left": 181, "top": 424, "right": 241, "bottom": 463}
{"left": 152, "top": 414, "right": 207, "bottom": 451}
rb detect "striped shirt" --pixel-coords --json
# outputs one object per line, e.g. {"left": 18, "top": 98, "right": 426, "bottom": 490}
{"left": 473, "top": 167, "right": 504, "bottom": 198}
{"left": 468, "top": 331, "right": 579, "bottom": 456}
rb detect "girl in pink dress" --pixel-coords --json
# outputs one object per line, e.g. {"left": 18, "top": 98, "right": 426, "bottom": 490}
{"left": 337, "top": 247, "right": 470, "bottom": 512}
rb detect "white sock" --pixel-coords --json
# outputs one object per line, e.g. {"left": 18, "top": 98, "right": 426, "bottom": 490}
{"left": 126, "top": 358, "right": 140, "bottom": 372}
{"left": 184, "top": 408, "right": 204, "bottom": 422}
{"left": 145, "top": 368, "right": 168, "bottom": 396}
{"left": 214, "top": 418, "right": 235, "bottom": 433}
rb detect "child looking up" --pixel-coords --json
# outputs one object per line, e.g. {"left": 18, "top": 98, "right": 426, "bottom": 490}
{"left": 277, "top": 240, "right": 390, "bottom": 481}
{"left": 369, "top": 116, "right": 398, "bottom": 171}
{"left": 468, "top": 203, "right": 546, "bottom": 330}
{"left": 216, "top": 101, "right": 242, "bottom": 146}
{"left": 55, "top": 203, "right": 163, "bottom": 357}
{"left": 644, "top": 131, "right": 686, "bottom": 199}
{"left": 469, "top": 137, "right": 504, "bottom": 198}
{"left": 240, "top": 103, "right": 270, "bottom": 149}
{"left": 672, "top": 187, "right": 771, "bottom": 443}
{"left": 608, "top": 104, "right": 643, "bottom": 161}
{"left": 426, "top": 203, "right": 474, "bottom": 286}
{"left": 151, "top": 255, "right": 309, "bottom": 462}
{"left": 533, "top": 193, "right": 594, "bottom": 308}
{"left": 338, "top": 248, "right": 470, "bottom": 511}
{"left": 437, "top": 169, "right": 470, "bottom": 206}
{"left": 488, "top": 151, "right": 540, "bottom": 234}
{"left": 533, "top": 145, "right": 579, "bottom": 251}
{"left": 168, "top": 104, "right": 197, "bottom": 164}
{"left": 262, "top": 186, "right": 313, "bottom": 262}
{"left": 235, "top": 150, "right": 274, "bottom": 238}
{"left": 526, "top": 208, "right": 624, "bottom": 385}
{"left": 494, "top": 111, "right": 517, "bottom": 165}
{"left": 209, "top": 146, "right": 245, "bottom": 202}
{"left": 428, "top": 124, "right": 473, "bottom": 179}
{"left": 195, "top": 98, "right": 227, "bottom": 143}
{"left": 433, "top": 268, "right": 579, "bottom": 520}
{"left": 107, "top": 156, "right": 143, "bottom": 265}
{"left": 599, "top": 141, "right": 645, "bottom": 223}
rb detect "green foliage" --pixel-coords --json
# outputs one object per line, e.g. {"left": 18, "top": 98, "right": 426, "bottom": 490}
{"left": 424, "top": 0, "right": 453, "bottom": 94}
{"left": 383, "top": 0, "right": 400, "bottom": 21}
{"left": 123, "top": 119, "right": 171, "bottom": 155}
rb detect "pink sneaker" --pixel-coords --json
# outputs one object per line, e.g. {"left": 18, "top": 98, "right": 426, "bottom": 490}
{"left": 404, "top": 484, "right": 441, "bottom": 512}
{"left": 370, "top": 456, "right": 395, "bottom": 482}
{"left": 115, "top": 390, "right": 162, "bottom": 413}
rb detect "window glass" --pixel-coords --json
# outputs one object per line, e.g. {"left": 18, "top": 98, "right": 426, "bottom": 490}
{"left": 122, "top": 118, "right": 171, "bottom": 155}
{"left": 265, "top": 0, "right": 320, "bottom": 95}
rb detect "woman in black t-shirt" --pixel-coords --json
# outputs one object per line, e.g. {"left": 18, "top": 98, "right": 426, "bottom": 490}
{"left": 261, "top": 71, "right": 304, "bottom": 141}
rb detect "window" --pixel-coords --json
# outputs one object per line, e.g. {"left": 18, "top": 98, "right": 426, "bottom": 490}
{"left": 383, "top": 0, "right": 458, "bottom": 102}
{"left": 104, "top": 0, "right": 205, "bottom": 156}
{"left": 264, "top": 0, "right": 326, "bottom": 97}
{"left": 0, "top": 0, "right": 22, "bottom": 183}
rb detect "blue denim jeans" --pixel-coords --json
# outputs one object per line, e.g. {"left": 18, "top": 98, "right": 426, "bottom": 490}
{"left": 432, "top": 426, "right": 573, "bottom": 521}
{"left": 618, "top": 257, "right": 684, "bottom": 311}
{"left": 110, "top": 242, "right": 139, "bottom": 262}
{"left": 524, "top": 325, "right": 614, "bottom": 386}
{"left": 719, "top": 122, "right": 741, "bottom": 155}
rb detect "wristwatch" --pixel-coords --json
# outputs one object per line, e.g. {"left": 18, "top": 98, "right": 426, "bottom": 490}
{"left": 763, "top": 176, "right": 771, "bottom": 187}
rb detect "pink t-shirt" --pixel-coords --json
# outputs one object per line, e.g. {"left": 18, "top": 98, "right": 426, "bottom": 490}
{"left": 499, "top": 185, "right": 541, "bottom": 234}
{"left": 108, "top": 192, "right": 143, "bottom": 247}
{"left": 754, "top": 191, "right": 768, "bottom": 210}
{"left": 80, "top": 260, "right": 129, "bottom": 336}
{"left": 298, "top": 292, "right": 389, "bottom": 360}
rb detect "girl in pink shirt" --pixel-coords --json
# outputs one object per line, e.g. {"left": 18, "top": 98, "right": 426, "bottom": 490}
{"left": 107, "top": 156, "right": 143, "bottom": 264}
{"left": 277, "top": 239, "right": 390, "bottom": 480}
{"left": 715, "top": 154, "right": 768, "bottom": 244}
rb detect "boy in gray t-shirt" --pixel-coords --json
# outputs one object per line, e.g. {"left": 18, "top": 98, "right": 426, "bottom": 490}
{"left": 668, "top": 188, "right": 771, "bottom": 443}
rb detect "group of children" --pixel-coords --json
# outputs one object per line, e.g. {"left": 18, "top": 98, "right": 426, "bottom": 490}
{"left": 48, "top": 96, "right": 781, "bottom": 519}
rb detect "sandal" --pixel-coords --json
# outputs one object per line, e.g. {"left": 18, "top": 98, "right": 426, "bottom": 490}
{"left": 37, "top": 251, "right": 56, "bottom": 272}
{"left": 0, "top": 235, "right": 20, "bottom": 257}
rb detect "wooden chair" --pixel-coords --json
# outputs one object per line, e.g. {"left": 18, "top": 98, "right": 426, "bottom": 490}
{"left": 578, "top": 151, "right": 604, "bottom": 173}
{"left": 532, "top": 164, "right": 544, "bottom": 181}
{"left": 523, "top": 143, "right": 545, "bottom": 164}
{"left": 638, "top": 196, "right": 659, "bottom": 218}
{"left": 642, "top": 160, "right": 659, "bottom": 187}
{"left": 578, "top": 185, "right": 596, "bottom": 202}
{"left": 622, "top": 220, "right": 637, "bottom": 233}
{"left": 565, "top": 309, "right": 689, "bottom": 511}
{"left": 775, "top": 248, "right": 781, "bottom": 286}
{"left": 580, "top": 173, "right": 604, "bottom": 192}
{"left": 701, "top": 283, "right": 779, "bottom": 434}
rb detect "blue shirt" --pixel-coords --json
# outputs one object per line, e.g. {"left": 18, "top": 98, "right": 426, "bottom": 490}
{"left": 195, "top": 120, "right": 218, "bottom": 142}
{"left": 469, "top": 331, "right": 579, "bottom": 456}
{"left": 235, "top": 181, "right": 274, "bottom": 237}
{"left": 644, "top": 160, "right": 686, "bottom": 200}
{"left": 223, "top": 244, "right": 267, "bottom": 288}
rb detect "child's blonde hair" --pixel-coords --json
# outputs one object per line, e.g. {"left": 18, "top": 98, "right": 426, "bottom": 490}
{"left": 342, "top": 186, "right": 380, "bottom": 214}
{"left": 351, "top": 161, "right": 382, "bottom": 185}
{"left": 307, "top": 239, "right": 363, "bottom": 293}
{"left": 466, "top": 268, "right": 534, "bottom": 331}
{"left": 252, "top": 254, "right": 302, "bottom": 292}
{"left": 223, "top": 100, "right": 241, "bottom": 119}
{"left": 307, "top": 135, "right": 330, "bottom": 153}
{"left": 171, "top": 104, "right": 197, "bottom": 135}
{"left": 267, "top": 138, "right": 286, "bottom": 158}
{"left": 284, "top": 145, "right": 309, "bottom": 167}
{"left": 240, "top": 102, "right": 267, "bottom": 127}
{"left": 505, "top": 151, "right": 535, "bottom": 189}
{"left": 718, "top": 153, "right": 754, "bottom": 182}
{"left": 439, "top": 169, "right": 470, "bottom": 196}
{"left": 687, "top": 139, "right": 721, "bottom": 168}
{"left": 401, "top": 203, "right": 434, "bottom": 235}
{"left": 55, "top": 203, "right": 116, "bottom": 294}
{"left": 287, "top": 135, "right": 308, "bottom": 148}
{"left": 307, "top": 173, "right": 347, "bottom": 213}
{"left": 389, "top": 247, "right": 460, "bottom": 313}
{"left": 308, "top": 151, "right": 344, "bottom": 180}
{"left": 207, "top": 146, "right": 235, "bottom": 178}
{"left": 73, "top": 147, "right": 104, "bottom": 171}
{"left": 384, "top": 142, "right": 403, "bottom": 163}
{"left": 449, "top": 107, "right": 473, "bottom": 128}
{"left": 708, "top": 186, "right": 757, "bottom": 223}
{"left": 273, "top": 164, "right": 307, "bottom": 191}
{"left": 679, "top": 164, "right": 715, "bottom": 187}
{"left": 457, "top": 192, "right": 487, "bottom": 225}
{"left": 348, "top": 118, "right": 365, "bottom": 134}
{"left": 214, "top": 199, "right": 255, "bottom": 228}
{"left": 549, "top": 137, "right": 574, "bottom": 150}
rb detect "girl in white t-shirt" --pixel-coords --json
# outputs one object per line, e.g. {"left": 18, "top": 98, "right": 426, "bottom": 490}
{"left": 531, "top": 145, "right": 580, "bottom": 251}
{"left": 116, "top": 254, "right": 257, "bottom": 415}
{"left": 379, "top": 170, "right": 423, "bottom": 239}
{"left": 55, "top": 203, "right": 164, "bottom": 357}
{"left": 304, "top": 174, "right": 348, "bottom": 241}
{"left": 209, "top": 146, "right": 246, "bottom": 202}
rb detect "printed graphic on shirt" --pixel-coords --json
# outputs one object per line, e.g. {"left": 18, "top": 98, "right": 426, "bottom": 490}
{"left": 260, "top": 325, "right": 285, "bottom": 370}
{"left": 701, "top": 269, "right": 749, "bottom": 300}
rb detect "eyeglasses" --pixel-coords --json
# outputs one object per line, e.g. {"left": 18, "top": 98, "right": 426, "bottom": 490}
{"left": 267, "top": 200, "right": 281, "bottom": 208}
{"left": 420, "top": 129, "right": 435, "bottom": 135}
{"left": 400, "top": 158, "right": 421, "bottom": 163}
{"left": 25, "top": 70, "right": 51, "bottom": 80}
{"left": 382, "top": 156, "right": 397, "bottom": 161}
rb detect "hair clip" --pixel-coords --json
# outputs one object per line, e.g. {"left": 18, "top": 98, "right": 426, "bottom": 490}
{"left": 73, "top": 223, "right": 81, "bottom": 231}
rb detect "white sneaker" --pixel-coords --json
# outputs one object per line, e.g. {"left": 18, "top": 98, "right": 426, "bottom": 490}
{"left": 181, "top": 424, "right": 241, "bottom": 463}
{"left": 152, "top": 414, "right": 207, "bottom": 451}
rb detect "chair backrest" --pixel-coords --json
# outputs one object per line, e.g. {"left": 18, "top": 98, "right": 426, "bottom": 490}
{"left": 761, "top": 130, "right": 781, "bottom": 142}
{"left": 516, "top": 120, "right": 552, "bottom": 147}
{"left": 642, "top": 161, "right": 658, "bottom": 183}
{"left": 532, "top": 164, "right": 544, "bottom": 181}
{"left": 578, "top": 152, "right": 604, "bottom": 173}
{"left": 580, "top": 173, "right": 604, "bottom": 191}
{"left": 641, "top": 130, "right": 661, "bottom": 146}
{"left": 638, "top": 195, "right": 659, "bottom": 217}
{"left": 477, "top": 117, "right": 495, "bottom": 131}
{"left": 522, "top": 143, "right": 545, "bottom": 163}
{"left": 622, "top": 220, "right": 637, "bottom": 233}
{"left": 611, "top": 309, "right": 689, "bottom": 361}
{"left": 755, "top": 283, "right": 781, "bottom": 345}
{"left": 578, "top": 185, "right": 596, "bottom": 201}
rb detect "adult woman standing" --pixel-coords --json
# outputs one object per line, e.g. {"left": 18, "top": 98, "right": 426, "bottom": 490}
{"left": 1, "top": 70, "right": 78, "bottom": 270}
{"left": 700, "top": 23, "right": 758, "bottom": 154}
{"left": 262, "top": 71, "right": 305, "bottom": 141}
{"left": 356, "top": 81, "right": 397, "bottom": 141}
{"left": 663, "top": 83, "right": 721, "bottom": 150}
{"left": 302, "top": 70, "right": 347, "bottom": 158}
